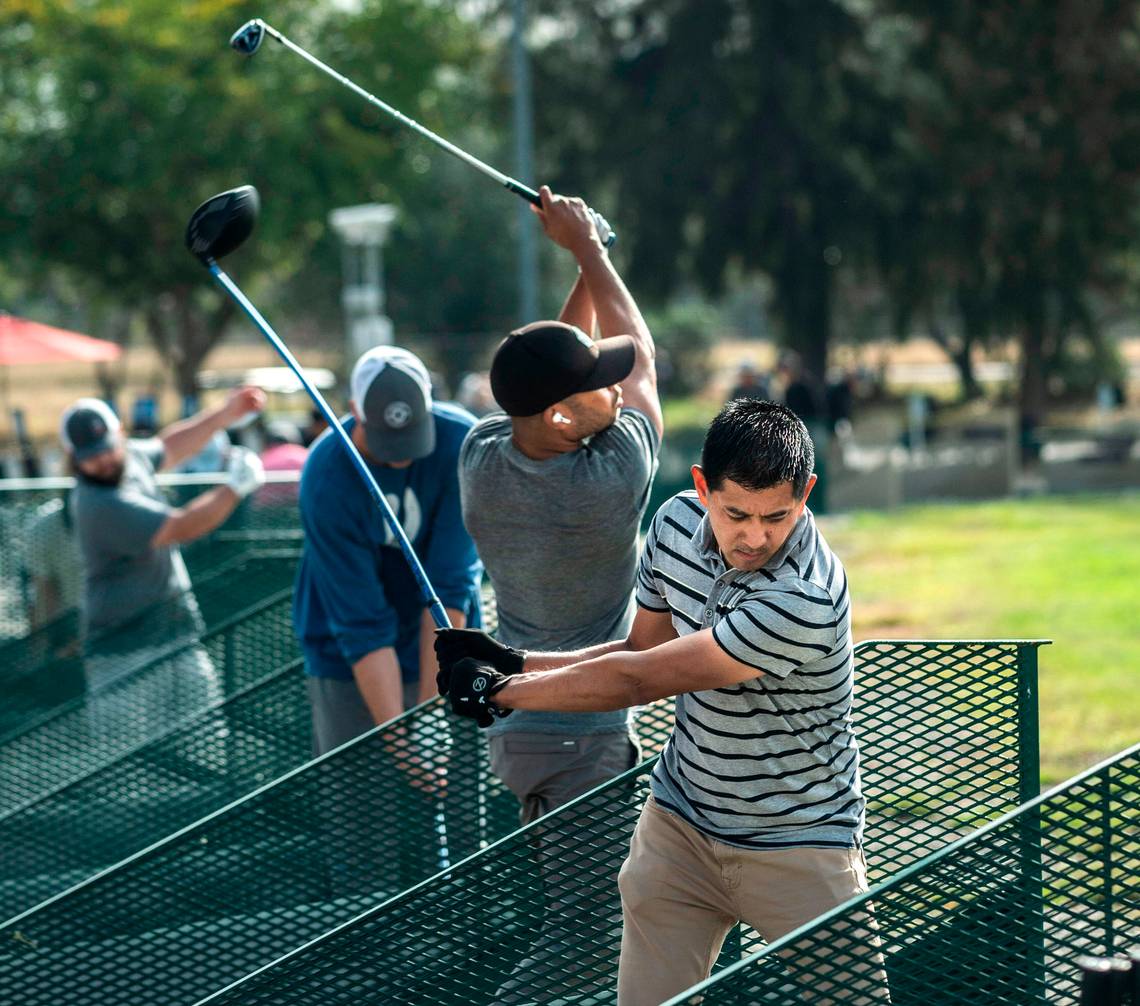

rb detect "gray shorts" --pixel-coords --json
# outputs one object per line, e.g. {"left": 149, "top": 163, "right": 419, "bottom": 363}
{"left": 489, "top": 730, "right": 641, "bottom": 825}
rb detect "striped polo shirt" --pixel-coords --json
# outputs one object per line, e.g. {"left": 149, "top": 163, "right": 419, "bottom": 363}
{"left": 636, "top": 491, "right": 864, "bottom": 850}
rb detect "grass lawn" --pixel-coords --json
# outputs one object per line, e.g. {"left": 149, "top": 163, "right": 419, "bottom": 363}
{"left": 818, "top": 493, "right": 1140, "bottom": 787}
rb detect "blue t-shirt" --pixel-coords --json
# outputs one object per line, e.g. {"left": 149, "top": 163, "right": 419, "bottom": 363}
{"left": 293, "top": 403, "right": 483, "bottom": 683}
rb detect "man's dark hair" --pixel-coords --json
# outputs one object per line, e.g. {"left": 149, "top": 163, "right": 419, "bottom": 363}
{"left": 701, "top": 399, "right": 814, "bottom": 498}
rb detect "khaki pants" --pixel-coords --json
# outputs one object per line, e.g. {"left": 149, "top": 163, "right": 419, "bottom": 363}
{"left": 617, "top": 796, "right": 889, "bottom": 1006}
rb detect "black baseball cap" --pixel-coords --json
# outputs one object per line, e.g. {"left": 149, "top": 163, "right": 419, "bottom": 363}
{"left": 490, "top": 322, "right": 636, "bottom": 417}
{"left": 60, "top": 398, "right": 122, "bottom": 460}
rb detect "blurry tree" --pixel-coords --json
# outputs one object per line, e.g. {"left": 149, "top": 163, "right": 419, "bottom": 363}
{"left": 504, "top": 0, "right": 902, "bottom": 386}
{"left": 0, "top": 0, "right": 514, "bottom": 397}
{"left": 864, "top": 2, "right": 1140, "bottom": 426}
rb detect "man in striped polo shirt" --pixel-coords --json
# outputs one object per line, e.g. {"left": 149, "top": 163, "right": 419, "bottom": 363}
{"left": 437, "top": 399, "right": 885, "bottom": 1005}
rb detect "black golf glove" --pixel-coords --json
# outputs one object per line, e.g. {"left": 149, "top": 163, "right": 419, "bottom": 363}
{"left": 448, "top": 658, "right": 513, "bottom": 728}
{"left": 434, "top": 628, "right": 526, "bottom": 696}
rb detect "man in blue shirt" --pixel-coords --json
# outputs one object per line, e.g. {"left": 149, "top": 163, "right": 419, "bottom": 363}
{"left": 294, "top": 345, "right": 483, "bottom": 754}
{"left": 294, "top": 345, "right": 483, "bottom": 892}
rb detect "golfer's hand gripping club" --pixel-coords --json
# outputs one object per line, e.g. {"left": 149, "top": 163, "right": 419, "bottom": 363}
{"left": 434, "top": 627, "right": 526, "bottom": 696}
{"left": 448, "top": 658, "right": 513, "bottom": 728}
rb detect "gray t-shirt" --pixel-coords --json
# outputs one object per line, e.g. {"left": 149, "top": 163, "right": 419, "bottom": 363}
{"left": 73, "top": 440, "right": 194, "bottom": 639}
{"left": 459, "top": 408, "right": 660, "bottom": 735}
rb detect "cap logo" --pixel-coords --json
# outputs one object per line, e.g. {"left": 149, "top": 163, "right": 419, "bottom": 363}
{"left": 384, "top": 401, "right": 413, "bottom": 429}
{"left": 90, "top": 419, "right": 106, "bottom": 438}
{"left": 574, "top": 329, "right": 593, "bottom": 350}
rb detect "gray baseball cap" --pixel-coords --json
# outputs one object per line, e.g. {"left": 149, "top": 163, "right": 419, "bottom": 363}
{"left": 350, "top": 347, "right": 435, "bottom": 463}
{"left": 60, "top": 398, "right": 122, "bottom": 460}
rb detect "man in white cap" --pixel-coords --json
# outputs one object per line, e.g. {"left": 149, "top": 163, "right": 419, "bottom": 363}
{"left": 292, "top": 345, "right": 483, "bottom": 890}
{"left": 61, "top": 387, "right": 266, "bottom": 704}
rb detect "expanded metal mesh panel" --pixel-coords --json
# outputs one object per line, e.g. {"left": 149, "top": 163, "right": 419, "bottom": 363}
{"left": 0, "top": 549, "right": 299, "bottom": 739}
{"left": 667, "top": 745, "right": 1140, "bottom": 1006}
{"left": 0, "top": 590, "right": 298, "bottom": 817}
{"left": 0, "top": 641, "right": 1039, "bottom": 1006}
{"left": 0, "top": 477, "right": 302, "bottom": 640}
{"left": 0, "top": 699, "right": 678, "bottom": 1006}
{"left": 0, "top": 662, "right": 310, "bottom": 920}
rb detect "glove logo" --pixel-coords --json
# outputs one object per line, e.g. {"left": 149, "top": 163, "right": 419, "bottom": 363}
{"left": 472, "top": 676, "right": 487, "bottom": 693}
{"left": 384, "top": 401, "right": 413, "bottom": 429}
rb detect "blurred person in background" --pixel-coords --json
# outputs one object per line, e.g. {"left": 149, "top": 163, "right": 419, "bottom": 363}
{"left": 60, "top": 389, "right": 265, "bottom": 722}
{"left": 728, "top": 360, "right": 771, "bottom": 402}
{"left": 301, "top": 406, "right": 329, "bottom": 448}
{"left": 455, "top": 371, "right": 497, "bottom": 417}
{"left": 255, "top": 418, "right": 309, "bottom": 508}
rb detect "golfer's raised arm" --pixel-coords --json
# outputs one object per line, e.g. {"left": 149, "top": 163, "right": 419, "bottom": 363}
{"left": 534, "top": 185, "right": 661, "bottom": 437}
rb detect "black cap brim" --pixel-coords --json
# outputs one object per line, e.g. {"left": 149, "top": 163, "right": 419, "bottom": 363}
{"left": 574, "top": 335, "right": 636, "bottom": 396}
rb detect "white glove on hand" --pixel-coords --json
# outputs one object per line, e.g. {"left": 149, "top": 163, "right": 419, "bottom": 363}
{"left": 225, "top": 446, "right": 265, "bottom": 499}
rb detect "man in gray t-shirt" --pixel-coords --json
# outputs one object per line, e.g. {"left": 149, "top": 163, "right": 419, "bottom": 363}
{"left": 61, "top": 392, "right": 265, "bottom": 699}
{"left": 457, "top": 186, "right": 663, "bottom": 826}
{"left": 452, "top": 186, "right": 663, "bottom": 1004}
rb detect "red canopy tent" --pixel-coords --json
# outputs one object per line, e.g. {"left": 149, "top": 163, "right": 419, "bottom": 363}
{"left": 0, "top": 315, "right": 124, "bottom": 473}
{"left": 0, "top": 314, "right": 122, "bottom": 366}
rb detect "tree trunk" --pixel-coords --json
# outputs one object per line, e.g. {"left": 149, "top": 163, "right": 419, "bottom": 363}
{"left": 929, "top": 322, "right": 982, "bottom": 401}
{"left": 1018, "top": 304, "right": 1048, "bottom": 463}
{"left": 145, "top": 288, "right": 235, "bottom": 403}
{"left": 779, "top": 245, "right": 832, "bottom": 386}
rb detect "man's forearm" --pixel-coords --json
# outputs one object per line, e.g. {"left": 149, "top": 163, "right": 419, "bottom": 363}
{"left": 159, "top": 403, "right": 231, "bottom": 470}
{"left": 575, "top": 245, "right": 653, "bottom": 362}
{"left": 522, "top": 637, "right": 631, "bottom": 673}
{"left": 558, "top": 272, "right": 596, "bottom": 336}
{"left": 498, "top": 649, "right": 646, "bottom": 713}
{"left": 352, "top": 647, "right": 405, "bottom": 726}
{"left": 151, "top": 485, "right": 240, "bottom": 547}
{"left": 418, "top": 607, "right": 466, "bottom": 704}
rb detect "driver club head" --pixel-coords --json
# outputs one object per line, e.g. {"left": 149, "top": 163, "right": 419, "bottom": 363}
{"left": 185, "top": 185, "right": 260, "bottom": 263}
{"left": 230, "top": 19, "right": 266, "bottom": 56}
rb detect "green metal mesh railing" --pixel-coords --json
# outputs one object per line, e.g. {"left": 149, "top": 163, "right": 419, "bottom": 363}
{"left": 0, "top": 641, "right": 1042, "bottom": 1006}
{"left": 0, "top": 475, "right": 302, "bottom": 641}
{"left": 0, "top": 659, "right": 310, "bottom": 920}
{"left": 0, "top": 587, "right": 298, "bottom": 817}
{"left": 0, "top": 549, "right": 299, "bottom": 739}
{"left": 664, "top": 743, "right": 1140, "bottom": 1006}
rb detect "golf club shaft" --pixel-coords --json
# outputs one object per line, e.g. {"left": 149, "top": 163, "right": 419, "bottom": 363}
{"left": 258, "top": 21, "right": 541, "bottom": 206}
{"left": 206, "top": 261, "right": 451, "bottom": 630}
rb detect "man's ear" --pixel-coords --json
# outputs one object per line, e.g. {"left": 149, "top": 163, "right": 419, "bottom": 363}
{"left": 799, "top": 473, "right": 819, "bottom": 509}
{"left": 691, "top": 465, "right": 710, "bottom": 507}
{"left": 349, "top": 401, "right": 363, "bottom": 423}
{"left": 543, "top": 403, "right": 574, "bottom": 429}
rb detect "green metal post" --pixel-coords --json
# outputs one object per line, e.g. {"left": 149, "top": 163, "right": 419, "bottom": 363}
{"left": 1100, "top": 764, "right": 1116, "bottom": 956}
{"left": 1017, "top": 641, "right": 1046, "bottom": 1003}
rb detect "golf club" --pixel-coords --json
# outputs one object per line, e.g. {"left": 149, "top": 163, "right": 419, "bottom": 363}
{"left": 229, "top": 17, "right": 616, "bottom": 247}
{"left": 185, "top": 184, "right": 450, "bottom": 630}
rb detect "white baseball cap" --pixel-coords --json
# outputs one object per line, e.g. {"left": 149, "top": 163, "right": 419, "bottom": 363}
{"left": 350, "top": 346, "right": 435, "bottom": 462}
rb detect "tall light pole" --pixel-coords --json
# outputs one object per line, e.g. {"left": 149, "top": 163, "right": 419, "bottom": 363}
{"left": 511, "top": 0, "right": 539, "bottom": 323}
{"left": 328, "top": 203, "right": 398, "bottom": 362}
